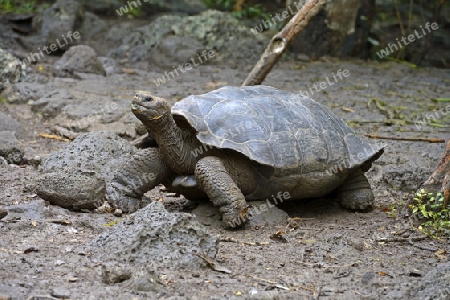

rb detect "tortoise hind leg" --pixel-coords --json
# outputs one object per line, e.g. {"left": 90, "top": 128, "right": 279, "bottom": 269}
{"left": 337, "top": 169, "right": 374, "bottom": 210}
{"left": 194, "top": 156, "right": 257, "bottom": 228}
{"left": 106, "top": 148, "right": 171, "bottom": 213}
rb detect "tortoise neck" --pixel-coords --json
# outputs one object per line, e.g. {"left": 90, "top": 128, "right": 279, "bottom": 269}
{"left": 144, "top": 114, "right": 199, "bottom": 174}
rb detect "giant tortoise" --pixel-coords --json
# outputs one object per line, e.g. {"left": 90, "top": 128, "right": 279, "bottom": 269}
{"left": 106, "top": 85, "right": 384, "bottom": 228}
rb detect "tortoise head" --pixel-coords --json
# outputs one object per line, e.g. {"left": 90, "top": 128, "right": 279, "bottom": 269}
{"left": 131, "top": 91, "right": 171, "bottom": 123}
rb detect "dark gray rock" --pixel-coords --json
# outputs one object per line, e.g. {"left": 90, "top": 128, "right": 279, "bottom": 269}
{"left": 0, "top": 18, "right": 23, "bottom": 51}
{"left": 37, "top": 130, "right": 135, "bottom": 178}
{"left": 382, "top": 162, "right": 430, "bottom": 192}
{"left": 106, "top": 22, "right": 136, "bottom": 43}
{"left": 80, "top": 0, "right": 205, "bottom": 17}
{"left": 0, "top": 112, "right": 26, "bottom": 139}
{"left": 34, "top": 172, "right": 105, "bottom": 210}
{"left": 53, "top": 45, "right": 106, "bottom": 78}
{"left": 0, "top": 82, "right": 44, "bottom": 104}
{"left": 0, "top": 131, "right": 24, "bottom": 164}
{"left": 41, "top": 0, "right": 84, "bottom": 53}
{"left": 108, "top": 17, "right": 174, "bottom": 63}
{"left": 140, "top": 0, "right": 206, "bottom": 15}
{"left": 98, "top": 57, "right": 121, "bottom": 76}
{"left": 153, "top": 35, "right": 205, "bottom": 68}
{"left": 79, "top": 12, "right": 108, "bottom": 39}
{"left": 34, "top": 131, "right": 136, "bottom": 209}
{"left": 0, "top": 48, "right": 28, "bottom": 92}
{"left": 31, "top": 90, "right": 74, "bottom": 118}
{"left": 109, "top": 10, "right": 268, "bottom": 65}
{"left": 79, "top": 0, "right": 122, "bottom": 16}
{"left": 405, "top": 262, "right": 450, "bottom": 299}
{"left": 86, "top": 201, "right": 217, "bottom": 282}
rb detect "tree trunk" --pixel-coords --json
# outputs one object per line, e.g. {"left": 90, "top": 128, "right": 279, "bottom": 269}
{"left": 289, "top": 0, "right": 367, "bottom": 59}
{"left": 420, "top": 140, "right": 450, "bottom": 207}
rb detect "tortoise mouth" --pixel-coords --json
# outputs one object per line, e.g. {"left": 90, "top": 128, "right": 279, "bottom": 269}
{"left": 130, "top": 102, "right": 142, "bottom": 111}
{"left": 131, "top": 101, "right": 154, "bottom": 112}
{"left": 131, "top": 102, "right": 165, "bottom": 121}
{"left": 130, "top": 103, "right": 148, "bottom": 117}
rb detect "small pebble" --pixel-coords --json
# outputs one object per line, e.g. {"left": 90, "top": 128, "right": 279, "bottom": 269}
{"left": 54, "top": 260, "right": 65, "bottom": 266}
{"left": 51, "top": 286, "right": 70, "bottom": 299}
{"left": 113, "top": 209, "right": 122, "bottom": 217}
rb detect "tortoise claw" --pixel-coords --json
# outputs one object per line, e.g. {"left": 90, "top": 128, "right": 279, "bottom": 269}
{"left": 220, "top": 203, "right": 249, "bottom": 228}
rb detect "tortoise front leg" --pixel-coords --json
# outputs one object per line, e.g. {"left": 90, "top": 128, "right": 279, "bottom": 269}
{"left": 194, "top": 156, "right": 257, "bottom": 228}
{"left": 106, "top": 148, "right": 172, "bottom": 213}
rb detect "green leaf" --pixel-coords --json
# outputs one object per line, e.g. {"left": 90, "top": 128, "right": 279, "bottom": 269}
{"left": 431, "top": 98, "right": 450, "bottom": 102}
{"left": 428, "top": 122, "right": 445, "bottom": 128}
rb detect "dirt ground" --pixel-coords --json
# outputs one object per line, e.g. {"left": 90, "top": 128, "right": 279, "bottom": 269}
{"left": 1, "top": 35, "right": 450, "bottom": 299}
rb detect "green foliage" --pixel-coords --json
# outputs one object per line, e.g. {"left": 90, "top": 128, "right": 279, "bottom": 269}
{"left": 233, "top": 4, "right": 269, "bottom": 19}
{"left": 386, "top": 203, "right": 398, "bottom": 218}
{"left": 116, "top": 0, "right": 143, "bottom": 16}
{"left": 0, "top": 0, "right": 39, "bottom": 13}
{"left": 410, "top": 189, "right": 450, "bottom": 236}
{"left": 203, "top": 0, "right": 232, "bottom": 7}
{"left": 203, "top": 0, "right": 269, "bottom": 19}
{"left": 128, "top": 6, "right": 142, "bottom": 17}
{"left": 103, "top": 219, "right": 121, "bottom": 227}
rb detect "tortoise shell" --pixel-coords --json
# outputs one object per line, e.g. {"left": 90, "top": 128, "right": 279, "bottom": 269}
{"left": 172, "top": 85, "right": 383, "bottom": 173}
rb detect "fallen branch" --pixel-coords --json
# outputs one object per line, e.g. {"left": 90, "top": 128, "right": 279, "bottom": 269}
{"left": 242, "top": 0, "right": 326, "bottom": 86}
{"left": 408, "top": 240, "right": 438, "bottom": 252}
{"left": 243, "top": 274, "right": 291, "bottom": 291}
{"left": 196, "top": 253, "right": 232, "bottom": 274}
{"left": 365, "top": 134, "right": 445, "bottom": 143}
{"left": 38, "top": 133, "right": 70, "bottom": 142}
{"left": 375, "top": 235, "right": 428, "bottom": 243}
{"left": 377, "top": 235, "right": 438, "bottom": 252}
{"left": 299, "top": 262, "right": 358, "bottom": 268}
{"left": 219, "top": 236, "right": 269, "bottom": 246}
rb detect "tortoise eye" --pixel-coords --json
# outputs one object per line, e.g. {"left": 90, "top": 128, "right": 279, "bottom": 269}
{"left": 143, "top": 96, "right": 153, "bottom": 102}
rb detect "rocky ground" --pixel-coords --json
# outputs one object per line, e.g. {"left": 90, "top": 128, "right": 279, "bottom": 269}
{"left": 1, "top": 1, "right": 450, "bottom": 299}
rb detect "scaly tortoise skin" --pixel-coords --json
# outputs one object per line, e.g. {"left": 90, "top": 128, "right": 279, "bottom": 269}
{"left": 106, "top": 85, "right": 384, "bottom": 228}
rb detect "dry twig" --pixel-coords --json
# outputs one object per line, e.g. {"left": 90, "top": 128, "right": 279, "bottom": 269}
{"left": 243, "top": 274, "right": 290, "bottom": 291}
{"left": 375, "top": 235, "right": 428, "bottom": 243}
{"left": 219, "top": 236, "right": 269, "bottom": 246}
{"left": 38, "top": 133, "right": 70, "bottom": 142}
{"left": 365, "top": 134, "right": 445, "bottom": 143}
